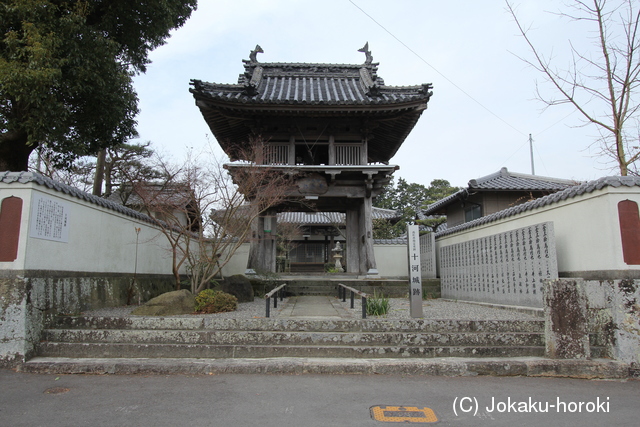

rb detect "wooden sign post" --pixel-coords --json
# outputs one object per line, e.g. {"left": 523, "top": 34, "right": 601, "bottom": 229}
{"left": 407, "top": 224, "right": 423, "bottom": 318}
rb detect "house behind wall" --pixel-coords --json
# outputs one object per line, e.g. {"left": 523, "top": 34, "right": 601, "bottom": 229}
{"left": 424, "top": 167, "right": 576, "bottom": 228}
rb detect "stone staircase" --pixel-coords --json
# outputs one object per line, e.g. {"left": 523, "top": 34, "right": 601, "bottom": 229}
{"left": 23, "top": 316, "right": 546, "bottom": 368}
{"left": 20, "top": 309, "right": 627, "bottom": 378}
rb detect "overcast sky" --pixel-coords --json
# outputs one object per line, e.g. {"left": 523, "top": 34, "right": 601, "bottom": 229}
{"left": 132, "top": 0, "right": 613, "bottom": 188}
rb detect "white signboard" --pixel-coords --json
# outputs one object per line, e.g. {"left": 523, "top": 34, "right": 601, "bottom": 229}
{"left": 29, "top": 194, "right": 70, "bottom": 243}
{"left": 407, "top": 224, "right": 423, "bottom": 318}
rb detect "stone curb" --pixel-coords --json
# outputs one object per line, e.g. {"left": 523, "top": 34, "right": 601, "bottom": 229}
{"left": 18, "top": 357, "right": 630, "bottom": 379}
{"left": 51, "top": 316, "right": 545, "bottom": 332}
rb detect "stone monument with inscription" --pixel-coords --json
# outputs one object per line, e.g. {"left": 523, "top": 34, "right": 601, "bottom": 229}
{"left": 407, "top": 224, "right": 423, "bottom": 317}
{"left": 439, "top": 222, "right": 558, "bottom": 308}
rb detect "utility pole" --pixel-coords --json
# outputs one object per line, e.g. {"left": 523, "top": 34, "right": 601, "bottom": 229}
{"left": 529, "top": 134, "right": 535, "bottom": 175}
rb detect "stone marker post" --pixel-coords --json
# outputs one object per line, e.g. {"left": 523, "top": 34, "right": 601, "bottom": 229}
{"left": 407, "top": 224, "right": 423, "bottom": 318}
{"left": 543, "top": 279, "right": 590, "bottom": 359}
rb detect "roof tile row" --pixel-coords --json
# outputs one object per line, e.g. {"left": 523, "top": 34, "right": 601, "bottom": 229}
{"left": 435, "top": 176, "right": 640, "bottom": 237}
{"left": 0, "top": 171, "right": 154, "bottom": 223}
{"left": 424, "top": 167, "right": 578, "bottom": 215}
{"left": 279, "top": 208, "right": 399, "bottom": 225}
{"left": 192, "top": 78, "right": 430, "bottom": 106}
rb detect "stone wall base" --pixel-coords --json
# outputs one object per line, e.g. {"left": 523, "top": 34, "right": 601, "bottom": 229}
{"left": 544, "top": 278, "right": 640, "bottom": 366}
{"left": 0, "top": 270, "right": 174, "bottom": 367}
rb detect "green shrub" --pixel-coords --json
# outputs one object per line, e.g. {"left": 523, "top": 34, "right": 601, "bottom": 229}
{"left": 194, "top": 289, "right": 238, "bottom": 314}
{"left": 366, "top": 291, "right": 390, "bottom": 316}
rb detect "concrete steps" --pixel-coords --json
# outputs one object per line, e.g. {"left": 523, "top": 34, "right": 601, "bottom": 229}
{"left": 31, "top": 316, "right": 546, "bottom": 362}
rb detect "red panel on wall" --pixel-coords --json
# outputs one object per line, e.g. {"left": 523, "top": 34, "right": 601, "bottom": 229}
{"left": 618, "top": 200, "right": 640, "bottom": 265}
{"left": 0, "top": 196, "right": 23, "bottom": 262}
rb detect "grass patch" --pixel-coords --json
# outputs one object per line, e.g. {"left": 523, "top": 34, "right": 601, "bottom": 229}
{"left": 366, "top": 291, "right": 390, "bottom": 316}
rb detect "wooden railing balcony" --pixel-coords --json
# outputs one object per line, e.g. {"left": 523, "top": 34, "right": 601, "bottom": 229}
{"left": 263, "top": 143, "right": 365, "bottom": 166}
{"left": 335, "top": 144, "right": 362, "bottom": 166}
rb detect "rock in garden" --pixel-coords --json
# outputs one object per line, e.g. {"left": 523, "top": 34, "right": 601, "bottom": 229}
{"left": 131, "top": 289, "right": 195, "bottom": 316}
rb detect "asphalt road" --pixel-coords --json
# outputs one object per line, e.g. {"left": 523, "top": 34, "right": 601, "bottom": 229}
{"left": 1, "top": 369, "right": 637, "bottom": 426}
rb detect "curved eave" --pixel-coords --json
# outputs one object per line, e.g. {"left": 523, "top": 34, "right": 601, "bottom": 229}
{"left": 192, "top": 94, "right": 428, "bottom": 163}
{"left": 191, "top": 91, "right": 430, "bottom": 113}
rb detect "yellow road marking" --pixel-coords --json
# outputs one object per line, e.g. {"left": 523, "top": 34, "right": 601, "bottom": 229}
{"left": 370, "top": 405, "right": 438, "bottom": 423}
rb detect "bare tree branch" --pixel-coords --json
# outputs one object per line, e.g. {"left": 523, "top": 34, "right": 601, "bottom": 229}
{"left": 507, "top": 0, "right": 640, "bottom": 175}
{"left": 132, "top": 139, "right": 293, "bottom": 293}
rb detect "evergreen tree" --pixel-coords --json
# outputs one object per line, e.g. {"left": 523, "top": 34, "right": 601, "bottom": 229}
{"left": 0, "top": 0, "right": 197, "bottom": 171}
{"left": 374, "top": 178, "right": 460, "bottom": 238}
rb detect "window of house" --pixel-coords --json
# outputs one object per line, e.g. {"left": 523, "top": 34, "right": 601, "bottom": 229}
{"left": 464, "top": 205, "right": 482, "bottom": 222}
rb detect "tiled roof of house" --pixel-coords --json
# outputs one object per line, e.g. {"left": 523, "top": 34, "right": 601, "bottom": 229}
{"left": 278, "top": 207, "right": 399, "bottom": 225}
{"left": 435, "top": 176, "right": 640, "bottom": 237}
{"left": 107, "top": 183, "right": 195, "bottom": 210}
{"left": 469, "top": 167, "right": 577, "bottom": 191}
{"left": 0, "top": 171, "right": 154, "bottom": 223}
{"left": 423, "top": 167, "right": 578, "bottom": 215}
{"left": 373, "top": 238, "right": 408, "bottom": 245}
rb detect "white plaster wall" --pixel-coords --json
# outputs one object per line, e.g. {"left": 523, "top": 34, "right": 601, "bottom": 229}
{"left": 436, "top": 186, "right": 640, "bottom": 275}
{"left": 220, "top": 242, "right": 250, "bottom": 277}
{"left": 374, "top": 244, "right": 408, "bottom": 278}
{"left": 1, "top": 183, "right": 177, "bottom": 275}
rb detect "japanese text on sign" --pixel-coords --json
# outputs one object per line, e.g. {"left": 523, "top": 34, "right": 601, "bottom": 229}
{"left": 29, "top": 194, "right": 70, "bottom": 243}
{"left": 407, "top": 224, "right": 423, "bottom": 317}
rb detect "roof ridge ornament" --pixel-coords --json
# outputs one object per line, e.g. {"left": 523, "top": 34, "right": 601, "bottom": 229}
{"left": 359, "top": 67, "right": 380, "bottom": 96}
{"left": 358, "top": 42, "right": 382, "bottom": 96}
{"left": 242, "top": 45, "right": 264, "bottom": 96}
{"left": 358, "top": 42, "right": 373, "bottom": 65}
{"left": 249, "top": 44, "right": 263, "bottom": 63}
{"left": 243, "top": 65, "right": 263, "bottom": 96}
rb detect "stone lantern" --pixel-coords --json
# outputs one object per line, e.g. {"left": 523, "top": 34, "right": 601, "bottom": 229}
{"left": 331, "top": 241, "right": 345, "bottom": 273}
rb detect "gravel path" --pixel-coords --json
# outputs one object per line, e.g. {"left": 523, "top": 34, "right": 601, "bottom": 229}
{"left": 84, "top": 297, "right": 541, "bottom": 321}
{"left": 336, "top": 297, "right": 541, "bottom": 320}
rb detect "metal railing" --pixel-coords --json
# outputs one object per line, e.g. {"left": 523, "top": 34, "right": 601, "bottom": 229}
{"left": 337, "top": 283, "right": 368, "bottom": 319}
{"left": 264, "top": 283, "right": 287, "bottom": 318}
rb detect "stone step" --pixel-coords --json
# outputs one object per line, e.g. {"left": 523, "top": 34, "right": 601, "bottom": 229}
{"left": 49, "top": 316, "right": 545, "bottom": 333}
{"left": 19, "top": 356, "right": 629, "bottom": 378}
{"left": 42, "top": 329, "right": 545, "bottom": 347}
{"left": 37, "top": 341, "right": 545, "bottom": 359}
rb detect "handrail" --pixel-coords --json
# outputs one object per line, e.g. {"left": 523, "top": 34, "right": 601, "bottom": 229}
{"left": 337, "top": 283, "right": 368, "bottom": 319}
{"left": 264, "top": 283, "right": 287, "bottom": 318}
